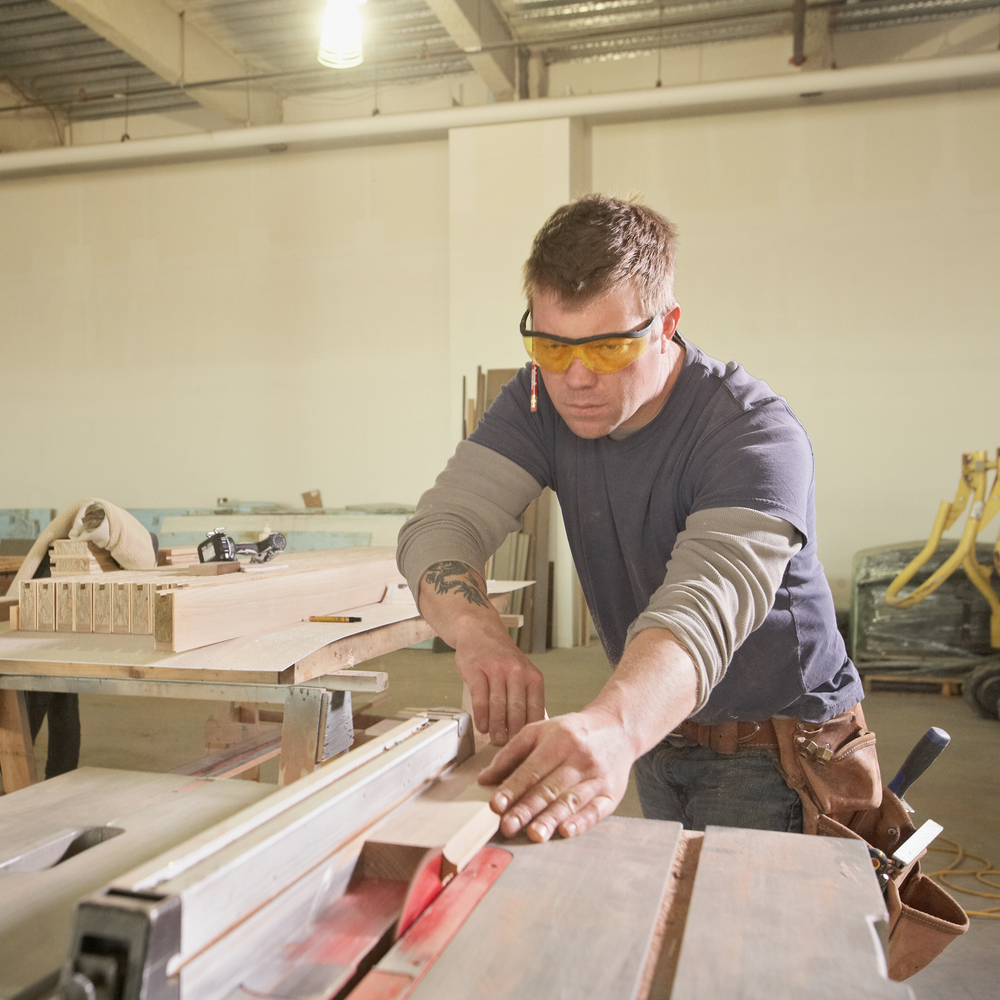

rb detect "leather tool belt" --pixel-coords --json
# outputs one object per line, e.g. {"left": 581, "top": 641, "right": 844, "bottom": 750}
{"left": 673, "top": 706, "right": 969, "bottom": 980}
{"left": 672, "top": 718, "right": 779, "bottom": 756}
{"left": 771, "top": 705, "right": 969, "bottom": 981}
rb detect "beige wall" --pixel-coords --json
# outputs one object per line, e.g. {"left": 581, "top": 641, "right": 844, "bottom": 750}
{"left": 2, "top": 83, "right": 998, "bottom": 608}
{"left": 591, "top": 87, "right": 1000, "bottom": 602}
{"left": 1, "top": 140, "right": 451, "bottom": 513}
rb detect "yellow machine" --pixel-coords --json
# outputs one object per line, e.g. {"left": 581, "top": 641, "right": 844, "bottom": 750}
{"left": 885, "top": 449, "right": 1000, "bottom": 649}
{"left": 885, "top": 450, "right": 1000, "bottom": 719}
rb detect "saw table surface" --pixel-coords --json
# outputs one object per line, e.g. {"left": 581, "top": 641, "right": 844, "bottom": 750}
{"left": 0, "top": 749, "right": 914, "bottom": 1000}
{"left": 0, "top": 768, "right": 273, "bottom": 1000}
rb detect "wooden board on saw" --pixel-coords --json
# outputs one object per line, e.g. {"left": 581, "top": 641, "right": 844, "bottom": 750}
{"left": 400, "top": 815, "right": 683, "bottom": 1000}
{"left": 668, "top": 825, "right": 912, "bottom": 999}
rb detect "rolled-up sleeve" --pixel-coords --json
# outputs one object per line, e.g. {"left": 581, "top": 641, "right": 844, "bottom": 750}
{"left": 397, "top": 440, "right": 543, "bottom": 598}
{"left": 626, "top": 507, "right": 802, "bottom": 711}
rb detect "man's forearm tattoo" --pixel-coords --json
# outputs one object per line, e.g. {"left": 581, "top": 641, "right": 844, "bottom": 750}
{"left": 424, "top": 561, "right": 490, "bottom": 609}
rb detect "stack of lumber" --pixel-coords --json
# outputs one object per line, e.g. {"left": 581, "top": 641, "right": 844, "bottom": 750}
{"left": 11, "top": 547, "right": 406, "bottom": 653}
{"left": 48, "top": 539, "right": 118, "bottom": 576}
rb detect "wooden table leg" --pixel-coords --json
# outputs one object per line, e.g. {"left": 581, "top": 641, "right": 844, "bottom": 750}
{"left": 278, "top": 688, "right": 354, "bottom": 786}
{"left": 0, "top": 689, "right": 37, "bottom": 792}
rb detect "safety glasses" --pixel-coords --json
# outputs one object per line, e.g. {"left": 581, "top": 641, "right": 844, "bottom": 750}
{"left": 520, "top": 310, "right": 658, "bottom": 374}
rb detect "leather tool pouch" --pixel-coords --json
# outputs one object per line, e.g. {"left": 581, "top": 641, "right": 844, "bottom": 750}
{"left": 774, "top": 706, "right": 969, "bottom": 981}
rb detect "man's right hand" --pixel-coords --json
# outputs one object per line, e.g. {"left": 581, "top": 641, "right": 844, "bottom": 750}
{"left": 454, "top": 626, "right": 545, "bottom": 745}
{"left": 418, "top": 561, "right": 545, "bottom": 745}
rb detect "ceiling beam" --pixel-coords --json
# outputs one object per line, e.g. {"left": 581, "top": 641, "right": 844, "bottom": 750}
{"left": 423, "top": 0, "right": 520, "bottom": 100}
{"left": 0, "top": 82, "right": 65, "bottom": 152}
{"left": 50, "top": 0, "right": 283, "bottom": 126}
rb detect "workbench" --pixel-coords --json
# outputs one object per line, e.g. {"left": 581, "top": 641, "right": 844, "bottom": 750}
{"left": 0, "top": 716, "right": 915, "bottom": 1000}
{"left": 0, "top": 602, "right": 434, "bottom": 791}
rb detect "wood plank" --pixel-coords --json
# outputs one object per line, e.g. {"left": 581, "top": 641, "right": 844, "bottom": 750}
{"left": 405, "top": 816, "right": 683, "bottom": 1000}
{"left": 0, "top": 607, "right": 423, "bottom": 686}
{"left": 171, "top": 730, "right": 283, "bottom": 780}
{"left": 278, "top": 686, "right": 351, "bottom": 785}
{"left": 360, "top": 748, "right": 501, "bottom": 881}
{"left": 669, "top": 826, "right": 912, "bottom": 999}
{"left": 155, "top": 549, "right": 405, "bottom": 652}
{"left": 293, "top": 616, "right": 435, "bottom": 682}
{"left": 0, "top": 688, "right": 36, "bottom": 792}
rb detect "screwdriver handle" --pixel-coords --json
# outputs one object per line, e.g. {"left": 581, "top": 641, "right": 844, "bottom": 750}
{"left": 888, "top": 727, "right": 951, "bottom": 799}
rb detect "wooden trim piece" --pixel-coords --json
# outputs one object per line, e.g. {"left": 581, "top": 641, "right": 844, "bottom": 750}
{"left": 155, "top": 556, "right": 404, "bottom": 652}
{"left": 291, "top": 617, "right": 436, "bottom": 683}
{"left": 171, "top": 730, "right": 283, "bottom": 780}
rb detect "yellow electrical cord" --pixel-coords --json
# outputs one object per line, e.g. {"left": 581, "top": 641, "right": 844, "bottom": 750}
{"left": 926, "top": 836, "right": 1000, "bottom": 918}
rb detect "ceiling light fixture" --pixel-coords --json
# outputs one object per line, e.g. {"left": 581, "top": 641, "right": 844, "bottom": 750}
{"left": 318, "top": 0, "right": 366, "bottom": 69}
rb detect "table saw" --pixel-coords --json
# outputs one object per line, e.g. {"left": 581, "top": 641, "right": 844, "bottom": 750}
{"left": 1, "top": 707, "right": 914, "bottom": 1000}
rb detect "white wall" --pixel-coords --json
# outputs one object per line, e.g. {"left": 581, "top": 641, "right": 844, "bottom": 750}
{"left": 1, "top": 139, "right": 452, "bottom": 512}
{"left": 591, "top": 86, "right": 1000, "bottom": 602}
{"left": 2, "top": 80, "right": 998, "bottom": 610}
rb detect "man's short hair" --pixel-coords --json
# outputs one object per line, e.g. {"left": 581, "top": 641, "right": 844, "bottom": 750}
{"left": 523, "top": 195, "right": 678, "bottom": 317}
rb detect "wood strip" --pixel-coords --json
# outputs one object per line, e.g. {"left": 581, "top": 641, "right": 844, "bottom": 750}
{"left": 170, "top": 730, "right": 283, "bottom": 780}
{"left": 0, "top": 689, "right": 36, "bottom": 791}
{"left": 278, "top": 687, "right": 327, "bottom": 785}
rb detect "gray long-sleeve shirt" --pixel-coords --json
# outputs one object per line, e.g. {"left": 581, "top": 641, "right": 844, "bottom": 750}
{"left": 398, "top": 338, "right": 862, "bottom": 724}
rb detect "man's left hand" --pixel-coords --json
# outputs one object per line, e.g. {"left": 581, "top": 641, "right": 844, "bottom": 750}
{"left": 476, "top": 706, "right": 635, "bottom": 843}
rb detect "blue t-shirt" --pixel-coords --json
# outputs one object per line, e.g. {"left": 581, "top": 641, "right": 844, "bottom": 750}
{"left": 470, "top": 338, "right": 862, "bottom": 724}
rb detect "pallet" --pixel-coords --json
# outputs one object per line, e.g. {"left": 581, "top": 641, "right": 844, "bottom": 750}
{"left": 862, "top": 673, "right": 964, "bottom": 697}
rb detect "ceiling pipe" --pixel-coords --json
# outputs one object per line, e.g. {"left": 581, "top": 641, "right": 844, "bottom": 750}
{"left": 2, "top": 51, "right": 999, "bottom": 181}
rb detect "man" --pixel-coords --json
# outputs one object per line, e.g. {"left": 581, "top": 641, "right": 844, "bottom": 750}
{"left": 397, "top": 195, "right": 865, "bottom": 844}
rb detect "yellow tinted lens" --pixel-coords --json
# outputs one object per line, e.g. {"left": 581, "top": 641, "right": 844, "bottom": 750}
{"left": 523, "top": 333, "right": 651, "bottom": 374}
{"left": 523, "top": 336, "right": 574, "bottom": 373}
{"left": 579, "top": 336, "right": 650, "bottom": 374}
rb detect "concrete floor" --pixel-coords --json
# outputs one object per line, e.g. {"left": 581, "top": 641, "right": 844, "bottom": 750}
{"left": 14, "top": 642, "right": 1000, "bottom": 998}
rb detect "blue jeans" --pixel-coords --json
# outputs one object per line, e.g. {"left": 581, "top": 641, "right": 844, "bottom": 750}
{"left": 634, "top": 740, "right": 803, "bottom": 833}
